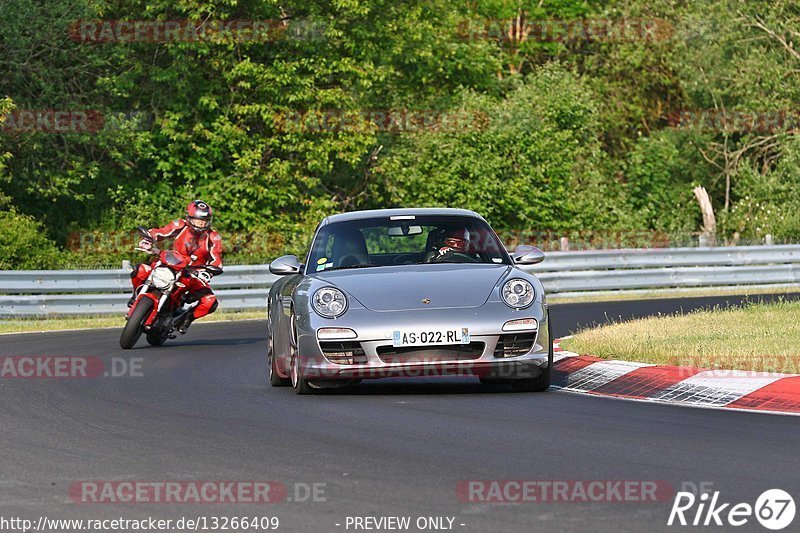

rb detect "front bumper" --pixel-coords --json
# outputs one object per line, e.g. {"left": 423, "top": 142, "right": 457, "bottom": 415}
{"left": 294, "top": 302, "right": 550, "bottom": 381}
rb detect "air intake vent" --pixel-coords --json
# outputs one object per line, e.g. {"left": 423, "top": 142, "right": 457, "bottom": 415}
{"left": 494, "top": 333, "right": 536, "bottom": 358}
{"left": 320, "top": 342, "right": 367, "bottom": 365}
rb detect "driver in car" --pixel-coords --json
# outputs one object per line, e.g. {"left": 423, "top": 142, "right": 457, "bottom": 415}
{"left": 426, "top": 228, "right": 478, "bottom": 263}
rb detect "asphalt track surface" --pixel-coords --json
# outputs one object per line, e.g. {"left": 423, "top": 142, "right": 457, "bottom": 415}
{"left": 1, "top": 294, "right": 799, "bottom": 533}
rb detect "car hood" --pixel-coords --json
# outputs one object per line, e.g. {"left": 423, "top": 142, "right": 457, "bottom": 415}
{"left": 314, "top": 264, "right": 510, "bottom": 311}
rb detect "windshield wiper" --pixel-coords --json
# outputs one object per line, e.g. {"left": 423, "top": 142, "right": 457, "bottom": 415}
{"left": 420, "top": 260, "right": 484, "bottom": 264}
{"left": 322, "top": 263, "right": 377, "bottom": 271}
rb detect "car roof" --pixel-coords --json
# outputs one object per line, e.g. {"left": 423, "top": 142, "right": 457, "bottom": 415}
{"left": 322, "top": 208, "right": 483, "bottom": 225}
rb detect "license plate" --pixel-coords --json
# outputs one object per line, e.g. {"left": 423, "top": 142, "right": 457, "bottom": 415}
{"left": 392, "top": 328, "right": 469, "bottom": 347}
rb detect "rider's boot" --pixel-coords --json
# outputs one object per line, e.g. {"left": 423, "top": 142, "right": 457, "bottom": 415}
{"left": 177, "top": 312, "right": 195, "bottom": 334}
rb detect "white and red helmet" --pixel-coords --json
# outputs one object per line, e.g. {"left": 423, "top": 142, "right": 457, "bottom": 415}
{"left": 186, "top": 200, "right": 213, "bottom": 232}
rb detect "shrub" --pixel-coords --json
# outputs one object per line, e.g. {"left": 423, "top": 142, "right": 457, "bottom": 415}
{"left": 0, "top": 209, "right": 65, "bottom": 269}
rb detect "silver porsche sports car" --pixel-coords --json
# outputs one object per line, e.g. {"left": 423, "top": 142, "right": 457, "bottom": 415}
{"left": 266, "top": 208, "right": 551, "bottom": 394}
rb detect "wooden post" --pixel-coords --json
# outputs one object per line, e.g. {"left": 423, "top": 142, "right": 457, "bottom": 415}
{"left": 693, "top": 186, "right": 716, "bottom": 246}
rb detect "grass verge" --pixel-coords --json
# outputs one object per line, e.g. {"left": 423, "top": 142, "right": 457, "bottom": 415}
{"left": 560, "top": 300, "right": 800, "bottom": 374}
{"left": 548, "top": 284, "right": 800, "bottom": 304}
{"left": 0, "top": 309, "right": 266, "bottom": 335}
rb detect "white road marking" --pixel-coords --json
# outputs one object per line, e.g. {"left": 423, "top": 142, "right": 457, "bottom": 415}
{"left": 652, "top": 371, "right": 784, "bottom": 406}
{"left": 559, "top": 360, "right": 654, "bottom": 392}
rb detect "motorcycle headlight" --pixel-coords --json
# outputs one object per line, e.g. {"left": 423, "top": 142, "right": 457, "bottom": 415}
{"left": 502, "top": 279, "right": 534, "bottom": 309}
{"left": 313, "top": 287, "right": 348, "bottom": 318}
{"left": 151, "top": 266, "right": 177, "bottom": 290}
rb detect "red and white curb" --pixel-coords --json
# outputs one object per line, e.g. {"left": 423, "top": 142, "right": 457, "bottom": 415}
{"left": 551, "top": 339, "right": 800, "bottom": 416}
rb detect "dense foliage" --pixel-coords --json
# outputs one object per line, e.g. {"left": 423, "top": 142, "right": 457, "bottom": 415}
{"left": 1, "top": 0, "right": 798, "bottom": 267}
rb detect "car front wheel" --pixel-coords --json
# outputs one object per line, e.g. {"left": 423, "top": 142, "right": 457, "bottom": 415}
{"left": 290, "top": 353, "right": 314, "bottom": 395}
{"left": 289, "top": 319, "right": 315, "bottom": 395}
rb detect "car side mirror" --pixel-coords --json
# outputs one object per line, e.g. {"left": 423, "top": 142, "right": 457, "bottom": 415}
{"left": 512, "top": 245, "right": 545, "bottom": 265}
{"left": 269, "top": 255, "right": 303, "bottom": 275}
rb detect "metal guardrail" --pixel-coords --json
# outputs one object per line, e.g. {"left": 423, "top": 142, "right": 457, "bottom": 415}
{"left": 2, "top": 245, "right": 800, "bottom": 316}
{"left": 0, "top": 265, "right": 277, "bottom": 293}
{"left": 526, "top": 245, "right": 800, "bottom": 272}
{"left": 0, "top": 265, "right": 278, "bottom": 316}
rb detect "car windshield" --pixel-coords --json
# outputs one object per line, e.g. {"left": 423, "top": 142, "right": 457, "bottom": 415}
{"left": 307, "top": 215, "right": 511, "bottom": 272}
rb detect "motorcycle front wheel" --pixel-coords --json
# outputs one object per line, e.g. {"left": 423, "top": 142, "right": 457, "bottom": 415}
{"left": 120, "top": 297, "right": 154, "bottom": 349}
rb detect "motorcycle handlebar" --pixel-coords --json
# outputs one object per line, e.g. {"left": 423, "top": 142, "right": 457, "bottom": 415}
{"left": 134, "top": 246, "right": 160, "bottom": 255}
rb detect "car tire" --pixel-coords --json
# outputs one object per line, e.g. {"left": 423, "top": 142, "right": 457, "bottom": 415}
{"left": 510, "top": 310, "right": 553, "bottom": 393}
{"left": 290, "top": 353, "right": 314, "bottom": 395}
{"left": 268, "top": 333, "right": 290, "bottom": 387}
{"left": 289, "top": 319, "right": 315, "bottom": 395}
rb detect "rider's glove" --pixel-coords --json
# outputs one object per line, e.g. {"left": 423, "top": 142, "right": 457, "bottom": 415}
{"left": 196, "top": 270, "right": 213, "bottom": 284}
{"left": 138, "top": 238, "right": 153, "bottom": 252}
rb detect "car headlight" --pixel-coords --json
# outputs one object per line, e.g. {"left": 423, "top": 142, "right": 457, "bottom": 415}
{"left": 313, "top": 287, "right": 348, "bottom": 318}
{"left": 151, "top": 266, "right": 177, "bottom": 290}
{"left": 502, "top": 279, "right": 534, "bottom": 309}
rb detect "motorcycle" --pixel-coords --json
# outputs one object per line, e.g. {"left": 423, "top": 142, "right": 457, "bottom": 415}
{"left": 119, "top": 227, "right": 222, "bottom": 349}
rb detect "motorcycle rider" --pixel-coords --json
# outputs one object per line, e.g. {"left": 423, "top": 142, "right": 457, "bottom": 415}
{"left": 129, "top": 200, "right": 223, "bottom": 333}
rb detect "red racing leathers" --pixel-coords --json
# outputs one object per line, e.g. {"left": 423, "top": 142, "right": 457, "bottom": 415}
{"left": 130, "top": 219, "right": 223, "bottom": 319}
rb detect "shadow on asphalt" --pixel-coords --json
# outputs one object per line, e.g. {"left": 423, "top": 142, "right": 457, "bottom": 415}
{"left": 136, "top": 336, "right": 266, "bottom": 348}
{"left": 313, "top": 378, "right": 538, "bottom": 395}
